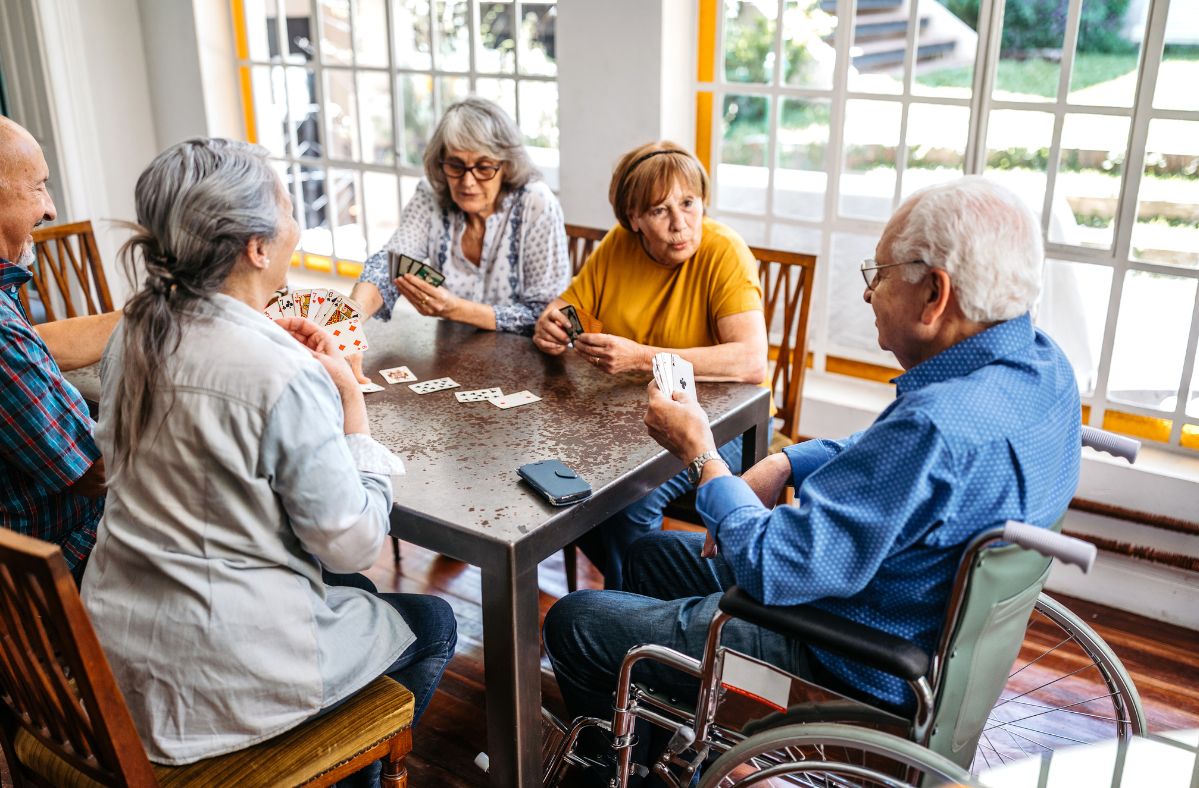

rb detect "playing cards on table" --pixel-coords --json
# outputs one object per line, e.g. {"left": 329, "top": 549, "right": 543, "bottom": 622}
{"left": 652, "top": 352, "right": 696, "bottom": 399}
{"left": 264, "top": 288, "right": 368, "bottom": 357}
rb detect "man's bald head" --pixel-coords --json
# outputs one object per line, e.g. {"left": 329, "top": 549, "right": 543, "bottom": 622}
{"left": 0, "top": 116, "right": 56, "bottom": 264}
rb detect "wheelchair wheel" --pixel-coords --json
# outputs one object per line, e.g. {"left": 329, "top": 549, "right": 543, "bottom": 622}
{"left": 699, "top": 722, "right": 971, "bottom": 788}
{"left": 974, "top": 593, "right": 1147, "bottom": 771}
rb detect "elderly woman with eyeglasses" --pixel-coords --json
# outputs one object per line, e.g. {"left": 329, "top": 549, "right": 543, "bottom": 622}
{"left": 347, "top": 97, "right": 570, "bottom": 377}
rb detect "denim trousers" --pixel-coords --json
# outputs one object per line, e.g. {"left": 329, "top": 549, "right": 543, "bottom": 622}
{"left": 575, "top": 437, "right": 744, "bottom": 590}
{"left": 543, "top": 531, "right": 818, "bottom": 785}
{"left": 324, "top": 590, "right": 458, "bottom": 788}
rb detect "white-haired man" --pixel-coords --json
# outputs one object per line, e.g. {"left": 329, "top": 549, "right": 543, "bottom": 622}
{"left": 543, "top": 176, "right": 1081, "bottom": 776}
{"left": 0, "top": 116, "right": 120, "bottom": 580}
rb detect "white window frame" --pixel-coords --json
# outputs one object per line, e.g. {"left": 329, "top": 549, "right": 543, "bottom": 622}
{"left": 700, "top": 0, "right": 1199, "bottom": 453}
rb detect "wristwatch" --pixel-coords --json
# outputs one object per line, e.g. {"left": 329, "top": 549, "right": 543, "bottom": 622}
{"left": 686, "top": 449, "right": 726, "bottom": 485}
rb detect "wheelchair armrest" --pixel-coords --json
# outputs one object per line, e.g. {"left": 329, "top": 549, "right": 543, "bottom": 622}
{"left": 718, "top": 586, "right": 930, "bottom": 682}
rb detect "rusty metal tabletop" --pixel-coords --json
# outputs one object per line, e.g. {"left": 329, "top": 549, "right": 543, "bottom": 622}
{"left": 365, "top": 312, "right": 769, "bottom": 788}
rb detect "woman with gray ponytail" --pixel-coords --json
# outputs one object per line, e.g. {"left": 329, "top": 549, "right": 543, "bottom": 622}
{"left": 80, "top": 138, "right": 456, "bottom": 783}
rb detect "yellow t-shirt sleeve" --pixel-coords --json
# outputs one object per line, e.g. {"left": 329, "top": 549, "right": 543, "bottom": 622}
{"left": 707, "top": 229, "right": 763, "bottom": 323}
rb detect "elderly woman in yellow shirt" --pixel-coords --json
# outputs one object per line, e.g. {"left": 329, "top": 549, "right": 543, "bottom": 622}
{"left": 533, "top": 141, "right": 768, "bottom": 589}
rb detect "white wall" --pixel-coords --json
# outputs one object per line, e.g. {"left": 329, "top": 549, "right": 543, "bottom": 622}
{"left": 557, "top": 0, "right": 696, "bottom": 229}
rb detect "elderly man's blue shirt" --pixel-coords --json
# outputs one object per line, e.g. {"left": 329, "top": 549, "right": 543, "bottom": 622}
{"left": 697, "top": 313, "right": 1081, "bottom": 707}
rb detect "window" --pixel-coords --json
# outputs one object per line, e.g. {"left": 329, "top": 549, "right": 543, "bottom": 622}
{"left": 232, "top": 0, "right": 558, "bottom": 276}
{"left": 699, "top": 0, "right": 1199, "bottom": 453}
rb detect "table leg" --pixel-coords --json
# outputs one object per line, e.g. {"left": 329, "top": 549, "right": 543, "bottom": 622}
{"left": 740, "top": 415, "right": 769, "bottom": 472}
{"left": 480, "top": 552, "right": 542, "bottom": 787}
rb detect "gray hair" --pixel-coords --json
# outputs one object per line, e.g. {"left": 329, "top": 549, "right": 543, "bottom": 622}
{"left": 890, "top": 176, "right": 1043, "bottom": 323}
{"left": 111, "top": 138, "right": 280, "bottom": 477}
{"left": 422, "top": 97, "right": 541, "bottom": 211}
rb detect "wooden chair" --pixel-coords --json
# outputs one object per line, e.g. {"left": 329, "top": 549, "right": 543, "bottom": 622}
{"left": 0, "top": 529, "right": 416, "bottom": 787}
{"left": 559, "top": 240, "right": 818, "bottom": 591}
{"left": 17, "top": 220, "right": 114, "bottom": 324}
{"left": 564, "top": 224, "right": 607, "bottom": 275}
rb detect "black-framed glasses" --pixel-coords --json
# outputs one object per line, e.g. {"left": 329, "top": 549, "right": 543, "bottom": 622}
{"left": 860, "top": 258, "right": 927, "bottom": 290}
{"left": 440, "top": 159, "right": 503, "bottom": 181}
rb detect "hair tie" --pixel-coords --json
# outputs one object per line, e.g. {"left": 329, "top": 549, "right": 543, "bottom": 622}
{"left": 615, "top": 149, "right": 693, "bottom": 219}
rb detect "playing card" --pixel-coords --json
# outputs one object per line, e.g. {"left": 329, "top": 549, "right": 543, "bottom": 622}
{"left": 409, "top": 377, "right": 460, "bottom": 394}
{"left": 325, "top": 318, "right": 368, "bottom": 357}
{"left": 671, "top": 355, "right": 696, "bottom": 398}
{"left": 652, "top": 352, "right": 671, "bottom": 392}
{"left": 489, "top": 390, "right": 541, "bottom": 409}
{"left": 560, "top": 305, "right": 585, "bottom": 341}
{"left": 360, "top": 382, "right": 384, "bottom": 393}
{"left": 263, "top": 297, "right": 285, "bottom": 320}
{"left": 412, "top": 262, "right": 445, "bottom": 287}
{"left": 318, "top": 293, "right": 365, "bottom": 327}
{"left": 575, "top": 305, "right": 603, "bottom": 335}
{"left": 379, "top": 366, "right": 418, "bottom": 384}
{"left": 275, "top": 291, "right": 298, "bottom": 318}
{"left": 455, "top": 387, "right": 503, "bottom": 403}
{"left": 299, "top": 288, "right": 329, "bottom": 321}
{"left": 388, "top": 251, "right": 424, "bottom": 281}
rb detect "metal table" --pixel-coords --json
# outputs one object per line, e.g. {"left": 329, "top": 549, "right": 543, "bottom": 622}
{"left": 362, "top": 314, "right": 771, "bottom": 787}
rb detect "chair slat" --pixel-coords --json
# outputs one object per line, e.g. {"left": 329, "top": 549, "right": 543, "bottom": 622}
{"left": 19, "top": 220, "right": 114, "bottom": 325}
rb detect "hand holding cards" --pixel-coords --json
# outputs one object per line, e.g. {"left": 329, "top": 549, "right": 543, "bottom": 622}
{"left": 652, "top": 352, "right": 696, "bottom": 399}
{"left": 265, "top": 288, "right": 368, "bottom": 358}
{"left": 389, "top": 251, "right": 445, "bottom": 287}
{"left": 559, "top": 304, "right": 602, "bottom": 343}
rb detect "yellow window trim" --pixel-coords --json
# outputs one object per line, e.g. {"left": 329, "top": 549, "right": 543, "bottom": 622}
{"left": 230, "top": 0, "right": 257, "bottom": 144}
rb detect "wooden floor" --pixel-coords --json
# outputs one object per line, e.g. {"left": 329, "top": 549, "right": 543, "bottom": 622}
{"left": 2, "top": 540, "right": 1194, "bottom": 786}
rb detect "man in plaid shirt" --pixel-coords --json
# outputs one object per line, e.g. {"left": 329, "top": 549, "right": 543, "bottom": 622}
{"left": 1, "top": 117, "right": 120, "bottom": 580}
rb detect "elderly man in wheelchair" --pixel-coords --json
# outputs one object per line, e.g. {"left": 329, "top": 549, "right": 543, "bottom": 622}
{"left": 542, "top": 176, "right": 1096, "bottom": 787}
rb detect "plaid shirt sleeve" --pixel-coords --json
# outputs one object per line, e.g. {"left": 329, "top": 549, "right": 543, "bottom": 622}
{"left": 0, "top": 311, "right": 100, "bottom": 493}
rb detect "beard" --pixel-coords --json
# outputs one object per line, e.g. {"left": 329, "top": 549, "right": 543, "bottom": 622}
{"left": 16, "top": 244, "right": 36, "bottom": 270}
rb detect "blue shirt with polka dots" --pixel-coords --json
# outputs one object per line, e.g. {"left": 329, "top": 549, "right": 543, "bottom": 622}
{"left": 697, "top": 313, "right": 1081, "bottom": 708}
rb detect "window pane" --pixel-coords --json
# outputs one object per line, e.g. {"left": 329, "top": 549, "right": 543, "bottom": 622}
{"left": 519, "top": 81, "right": 558, "bottom": 150}
{"left": 1132, "top": 119, "right": 1199, "bottom": 269}
{"left": 1106, "top": 270, "right": 1198, "bottom": 413}
{"left": 436, "top": 0, "right": 470, "bottom": 72}
{"left": 1051, "top": 113, "right": 1129, "bottom": 250}
{"left": 353, "top": 0, "right": 389, "bottom": 68}
{"left": 828, "top": 232, "right": 888, "bottom": 361}
{"left": 983, "top": 109, "right": 1054, "bottom": 224}
{"left": 990, "top": 0, "right": 1066, "bottom": 103}
{"left": 299, "top": 164, "right": 332, "bottom": 255}
{"left": 912, "top": 0, "right": 979, "bottom": 99}
{"left": 280, "top": 3, "right": 315, "bottom": 63}
{"left": 722, "top": 217, "right": 766, "bottom": 246}
{"left": 289, "top": 68, "right": 322, "bottom": 160}
{"left": 901, "top": 103, "right": 968, "bottom": 199}
{"left": 717, "top": 94, "right": 771, "bottom": 214}
{"left": 394, "top": 0, "right": 432, "bottom": 70}
{"left": 329, "top": 168, "right": 366, "bottom": 261}
{"left": 768, "top": 222, "right": 821, "bottom": 256}
{"left": 252, "top": 65, "right": 290, "bottom": 157}
{"left": 324, "top": 68, "right": 357, "bottom": 161}
{"left": 1065, "top": 0, "right": 1147, "bottom": 108}
{"left": 774, "top": 98, "right": 829, "bottom": 221}
{"left": 318, "top": 0, "right": 352, "bottom": 65}
{"left": 782, "top": 0, "right": 836, "bottom": 90}
{"left": 1189, "top": 348, "right": 1199, "bottom": 419}
{"left": 438, "top": 76, "right": 471, "bottom": 110}
{"left": 846, "top": 10, "right": 903, "bottom": 95}
{"left": 359, "top": 71, "right": 394, "bottom": 165}
{"left": 478, "top": 2, "right": 516, "bottom": 73}
{"left": 1036, "top": 259, "right": 1112, "bottom": 397}
{"left": 476, "top": 77, "right": 517, "bottom": 120}
{"left": 724, "top": 0, "right": 777, "bottom": 84}
{"left": 243, "top": 0, "right": 280, "bottom": 62}
{"left": 363, "top": 171, "right": 399, "bottom": 253}
{"left": 519, "top": 3, "right": 557, "bottom": 77}
{"left": 1152, "top": 8, "right": 1199, "bottom": 111}
{"left": 839, "top": 99, "right": 900, "bottom": 221}
{"left": 401, "top": 73, "right": 435, "bottom": 167}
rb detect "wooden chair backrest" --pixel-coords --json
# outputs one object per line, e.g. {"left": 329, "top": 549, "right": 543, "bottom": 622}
{"left": 564, "top": 224, "right": 607, "bottom": 275}
{"left": 751, "top": 245, "right": 817, "bottom": 444}
{"left": 0, "top": 530, "right": 157, "bottom": 786}
{"left": 18, "top": 220, "right": 114, "bottom": 323}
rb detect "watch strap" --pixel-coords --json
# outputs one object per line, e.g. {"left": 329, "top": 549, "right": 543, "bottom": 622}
{"left": 687, "top": 449, "right": 725, "bottom": 485}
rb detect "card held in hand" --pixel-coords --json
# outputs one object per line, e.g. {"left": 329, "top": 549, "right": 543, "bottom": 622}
{"left": 326, "top": 319, "right": 368, "bottom": 357}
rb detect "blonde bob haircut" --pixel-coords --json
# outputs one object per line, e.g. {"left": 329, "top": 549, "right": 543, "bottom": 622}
{"left": 608, "top": 141, "right": 710, "bottom": 232}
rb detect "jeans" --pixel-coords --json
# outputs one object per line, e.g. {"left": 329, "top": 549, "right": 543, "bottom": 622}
{"left": 328, "top": 592, "right": 458, "bottom": 788}
{"left": 575, "top": 438, "right": 744, "bottom": 590}
{"left": 544, "top": 531, "right": 817, "bottom": 785}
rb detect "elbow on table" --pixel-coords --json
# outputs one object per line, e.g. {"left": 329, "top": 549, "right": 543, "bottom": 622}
{"left": 739, "top": 357, "right": 769, "bottom": 385}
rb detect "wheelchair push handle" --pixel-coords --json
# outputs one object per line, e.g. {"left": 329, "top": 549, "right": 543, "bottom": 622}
{"left": 1081, "top": 426, "right": 1139, "bottom": 463}
{"left": 1003, "top": 520, "right": 1096, "bottom": 573}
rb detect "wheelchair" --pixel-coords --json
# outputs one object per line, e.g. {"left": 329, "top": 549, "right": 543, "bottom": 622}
{"left": 542, "top": 427, "right": 1147, "bottom": 787}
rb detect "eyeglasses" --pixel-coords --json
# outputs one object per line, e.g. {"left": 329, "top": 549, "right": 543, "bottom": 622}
{"left": 860, "top": 258, "right": 927, "bottom": 290}
{"left": 440, "top": 159, "right": 502, "bottom": 181}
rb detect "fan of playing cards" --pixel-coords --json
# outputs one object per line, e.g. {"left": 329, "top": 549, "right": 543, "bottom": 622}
{"left": 389, "top": 251, "right": 445, "bottom": 286}
{"left": 265, "top": 288, "right": 369, "bottom": 358}
{"left": 652, "top": 352, "right": 696, "bottom": 399}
